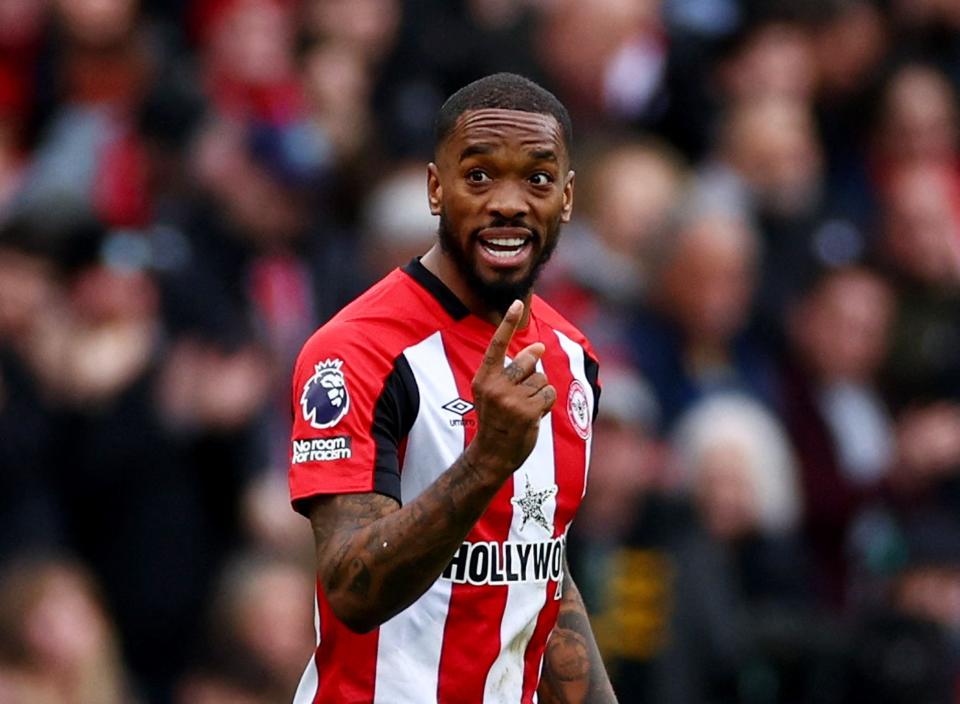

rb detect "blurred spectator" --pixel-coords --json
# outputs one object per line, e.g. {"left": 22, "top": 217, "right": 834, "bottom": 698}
{"left": 880, "top": 163, "right": 960, "bottom": 407}
{"left": 627, "top": 196, "right": 777, "bottom": 430}
{"left": 814, "top": 0, "right": 888, "bottom": 102}
{"left": 565, "top": 364, "right": 668, "bottom": 696}
{"left": 873, "top": 62, "right": 960, "bottom": 181}
{"left": 299, "top": 0, "right": 401, "bottom": 65}
{"left": 655, "top": 1, "right": 820, "bottom": 161}
{"left": 540, "top": 137, "right": 686, "bottom": 353}
{"left": 0, "top": 0, "right": 48, "bottom": 213}
{"left": 847, "top": 510, "right": 960, "bottom": 702}
{"left": 890, "top": 0, "right": 960, "bottom": 92}
{"left": 360, "top": 162, "right": 437, "bottom": 279}
{"left": 196, "top": 553, "right": 315, "bottom": 700}
{"left": 568, "top": 364, "right": 665, "bottom": 608}
{"left": 878, "top": 162, "right": 960, "bottom": 525}
{"left": 185, "top": 114, "right": 360, "bottom": 367}
{"left": 695, "top": 96, "right": 865, "bottom": 334}
{"left": 0, "top": 221, "right": 63, "bottom": 565}
{"left": 175, "top": 658, "right": 276, "bottom": 704}
{"left": 1, "top": 217, "right": 273, "bottom": 699}
{"left": 0, "top": 556, "right": 132, "bottom": 704}
{"left": 300, "top": 39, "right": 372, "bottom": 172}
{"left": 812, "top": 0, "right": 889, "bottom": 233}
{"left": 536, "top": 0, "right": 668, "bottom": 128}
{"left": 372, "top": 0, "right": 543, "bottom": 159}
{"left": 588, "top": 394, "right": 814, "bottom": 703}
{"left": 781, "top": 265, "right": 897, "bottom": 606}
{"left": 673, "top": 393, "right": 802, "bottom": 542}
{"left": 705, "top": 97, "right": 823, "bottom": 221}
{"left": 714, "top": 8, "right": 818, "bottom": 105}
{"left": 195, "top": 0, "right": 302, "bottom": 122}
{"left": 50, "top": 0, "right": 150, "bottom": 108}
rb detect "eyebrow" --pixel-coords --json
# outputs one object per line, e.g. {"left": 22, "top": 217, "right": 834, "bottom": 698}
{"left": 457, "top": 145, "right": 561, "bottom": 163}
{"left": 530, "top": 148, "right": 558, "bottom": 163}
{"left": 459, "top": 144, "right": 494, "bottom": 161}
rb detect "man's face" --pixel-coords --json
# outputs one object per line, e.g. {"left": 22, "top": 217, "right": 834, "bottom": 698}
{"left": 428, "top": 108, "right": 574, "bottom": 312}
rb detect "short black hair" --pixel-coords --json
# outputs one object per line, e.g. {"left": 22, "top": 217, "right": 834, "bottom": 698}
{"left": 434, "top": 73, "right": 573, "bottom": 150}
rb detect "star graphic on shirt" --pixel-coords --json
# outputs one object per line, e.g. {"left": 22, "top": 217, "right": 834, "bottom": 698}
{"left": 511, "top": 475, "right": 558, "bottom": 533}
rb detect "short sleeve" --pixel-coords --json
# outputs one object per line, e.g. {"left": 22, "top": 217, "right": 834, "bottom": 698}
{"left": 288, "top": 325, "right": 418, "bottom": 514}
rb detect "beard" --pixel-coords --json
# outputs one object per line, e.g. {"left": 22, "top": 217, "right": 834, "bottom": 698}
{"left": 437, "top": 210, "right": 561, "bottom": 315}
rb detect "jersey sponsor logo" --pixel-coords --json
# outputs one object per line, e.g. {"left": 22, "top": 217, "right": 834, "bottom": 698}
{"left": 441, "top": 397, "right": 476, "bottom": 427}
{"left": 292, "top": 436, "right": 353, "bottom": 463}
{"left": 441, "top": 535, "right": 566, "bottom": 586}
{"left": 567, "top": 379, "right": 591, "bottom": 440}
{"left": 301, "top": 358, "right": 350, "bottom": 429}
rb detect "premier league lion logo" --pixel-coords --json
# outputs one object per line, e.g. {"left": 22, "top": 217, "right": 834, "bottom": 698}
{"left": 301, "top": 358, "right": 350, "bottom": 429}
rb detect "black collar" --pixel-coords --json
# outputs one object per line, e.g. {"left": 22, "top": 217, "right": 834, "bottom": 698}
{"left": 402, "top": 257, "right": 470, "bottom": 320}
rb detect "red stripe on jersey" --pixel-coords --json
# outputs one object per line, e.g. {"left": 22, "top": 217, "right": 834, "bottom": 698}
{"left": 435, "top": 328, "right": 515, "bottom": 704}
{"left": 314, "top": 584, "right": 380, "bottom": 701}
{"left": 541, "top": 339, "right": 588, "bottom": 531}
{"left": 519, "top": 587, "right": 560, "bottom": 704}
{"left": 520, "top": 337, "right": 588, "bottom": 702}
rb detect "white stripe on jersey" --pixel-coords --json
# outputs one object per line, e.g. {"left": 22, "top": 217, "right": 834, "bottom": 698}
{"left": 483, "top": 358, "right": 556, "bottom": 703}
{"left": 373, "top": 331, "right": 461, "bottom": 704}
{"left": 522, "top": 332, "right": 597, "bottom": 693}
{"left": 292, "top": 593, "right": 321, "bottom": 704}
{"left": 554, "top": 331, "right": 595, "bottom": 496}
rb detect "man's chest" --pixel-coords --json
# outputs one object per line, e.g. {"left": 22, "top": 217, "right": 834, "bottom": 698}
{"left": 397, "top": 326, "right": 595, "bottom": 540}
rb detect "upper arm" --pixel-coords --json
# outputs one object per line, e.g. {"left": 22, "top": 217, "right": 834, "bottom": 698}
{"left": 289, "top": 326, "right": 418, "bottom": 513}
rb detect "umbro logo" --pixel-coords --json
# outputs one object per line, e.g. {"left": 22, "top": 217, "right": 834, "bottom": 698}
{"left": 442, "top": 398, "right": 476, "bottom": 427}
{"left": 442, "top": 398, "right": 474, "bottom": 416}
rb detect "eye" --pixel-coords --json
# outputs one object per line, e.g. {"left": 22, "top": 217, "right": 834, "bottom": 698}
{"left": 529, "top": 172, "right": 553, "bottom": 186}
{"left": 467, "top": 169, "right": 491, "bottom": 184}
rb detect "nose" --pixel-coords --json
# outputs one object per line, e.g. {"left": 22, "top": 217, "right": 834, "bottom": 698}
{"left": 486, "top": 179, "right": 529, "bottom": 221}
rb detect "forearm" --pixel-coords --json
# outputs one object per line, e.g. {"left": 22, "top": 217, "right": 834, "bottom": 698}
{"left": 311, "top": 445, "right": 506, "bottom": 632}
{"left": 538, "top": 569, "right": 617, "bottom": 704}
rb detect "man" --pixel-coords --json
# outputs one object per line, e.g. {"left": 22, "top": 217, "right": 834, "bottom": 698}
{"left": 288, "top": 73, "right": 617, "bottom": 704}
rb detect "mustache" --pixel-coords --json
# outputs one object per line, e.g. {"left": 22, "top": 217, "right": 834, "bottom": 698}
{"left": 474, "top": 218, "right": 540, "bottom": 240}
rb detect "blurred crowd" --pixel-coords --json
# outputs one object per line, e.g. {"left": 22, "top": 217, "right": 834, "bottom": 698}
{"left": 0, "top": 0, "right": 959, "bottom": 702}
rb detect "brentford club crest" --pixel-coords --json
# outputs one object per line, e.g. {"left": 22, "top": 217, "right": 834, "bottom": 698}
{"left": 567, "top": 379, "right": 591, "bottom": 440}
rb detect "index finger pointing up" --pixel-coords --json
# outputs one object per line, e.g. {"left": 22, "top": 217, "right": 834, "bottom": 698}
{"left": 480, "top": 299, "right": 523, "bottom": 371}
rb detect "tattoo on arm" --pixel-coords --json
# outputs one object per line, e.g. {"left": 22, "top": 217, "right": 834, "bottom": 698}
{"left": 538, "top": 568, "right": 618, "bottom": 704}
{"left": 307, "top": 451, "right": 503, "bottom": 632}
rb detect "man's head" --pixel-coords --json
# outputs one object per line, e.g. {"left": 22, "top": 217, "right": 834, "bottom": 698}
{"left": 428, "top": 73, "right": 575, "bottom": 314}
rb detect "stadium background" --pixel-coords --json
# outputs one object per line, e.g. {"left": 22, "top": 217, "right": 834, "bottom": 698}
{"left": 1, "top": 0, "right": 959, "bottom": 701}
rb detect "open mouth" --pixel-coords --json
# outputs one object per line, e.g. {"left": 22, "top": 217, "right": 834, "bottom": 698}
{"left": 479, "top": 236, "right": 529, "bottom": 258}
{"left": 476, "top": 227, "right": 536, "bottom": 265}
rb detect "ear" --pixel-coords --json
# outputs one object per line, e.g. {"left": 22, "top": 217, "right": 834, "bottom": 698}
{"left": 561, "top": 170, "right": 575, "bottom": 223}
{"left": 427, "top": 163, "right": 442, "bottom": 216}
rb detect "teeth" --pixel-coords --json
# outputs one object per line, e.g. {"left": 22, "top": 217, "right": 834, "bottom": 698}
{"left": 481, "top": 239, "right": 527, "bottom": 259}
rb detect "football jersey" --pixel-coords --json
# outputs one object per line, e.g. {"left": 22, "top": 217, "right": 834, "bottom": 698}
{"left": 289, "top": 258, "right": 600, "bottom": 704}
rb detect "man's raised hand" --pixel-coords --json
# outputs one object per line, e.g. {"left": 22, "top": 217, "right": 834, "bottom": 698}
{"left": 469, "top": 300, "right": 557, "bottom": 477}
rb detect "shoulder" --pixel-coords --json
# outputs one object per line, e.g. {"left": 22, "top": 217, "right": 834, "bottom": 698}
{"left": 297, "top": 268, "right": 448, "bottom": 373}
{"left": 531, "top": 295, "right": 599, "bottom": 364}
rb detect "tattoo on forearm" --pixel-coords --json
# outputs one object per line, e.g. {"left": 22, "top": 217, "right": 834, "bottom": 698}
{"left": 346, "top": 558, "right": 372, "bottom": 598}
{"left": 309, "top": 452, "right": 503, "bottom": 629}
{"left": 539, "top": 574, "right": 618, "bottom": 704}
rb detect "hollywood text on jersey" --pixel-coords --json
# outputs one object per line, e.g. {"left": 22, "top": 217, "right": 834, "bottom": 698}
{"left": 440, "top": 535, "right": 566, "bottom": 585}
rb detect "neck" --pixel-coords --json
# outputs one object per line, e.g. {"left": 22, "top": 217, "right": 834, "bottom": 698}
{"left": 420, "top": 245, "right": 531, "bottom": 326}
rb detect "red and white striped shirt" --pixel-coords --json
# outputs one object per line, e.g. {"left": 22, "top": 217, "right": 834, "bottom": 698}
{"left": 289, "top": 259, "right": 600, "bottom": 704}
